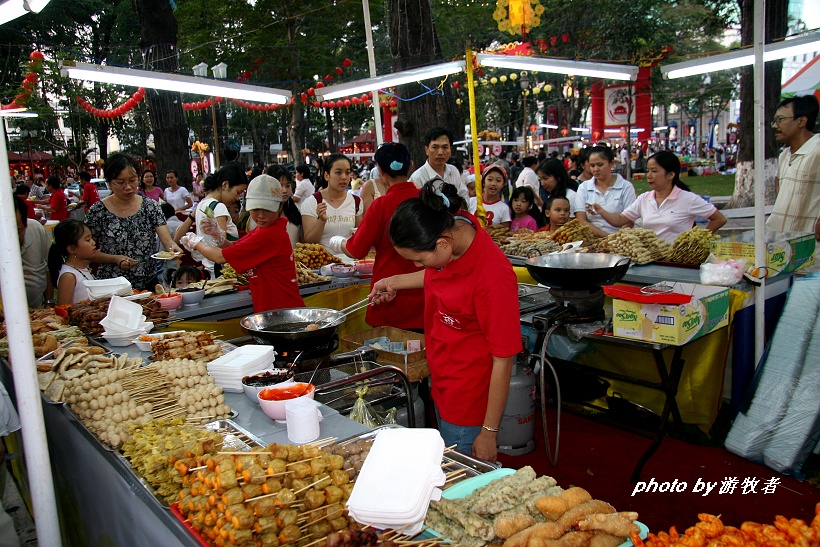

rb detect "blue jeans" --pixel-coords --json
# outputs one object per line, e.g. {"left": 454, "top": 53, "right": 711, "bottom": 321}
{"left": 436, "top": 408, "right": 482, "bottom": 455}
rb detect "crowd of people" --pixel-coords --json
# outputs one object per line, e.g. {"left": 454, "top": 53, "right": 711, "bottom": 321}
{"left": 9, "top": 94, "right": 819, "bottom": 460}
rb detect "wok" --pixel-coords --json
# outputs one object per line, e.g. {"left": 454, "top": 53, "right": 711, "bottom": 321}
{"left": 525, "top": 253, "right": 631, "bottom": 290}
{"left": 240, "top": 307, "right": 344, "bottom": 352}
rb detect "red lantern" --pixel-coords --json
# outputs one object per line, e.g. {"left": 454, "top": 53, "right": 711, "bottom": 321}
{"left": 315, "top": 82, "right": 325, "bottom": 89}
{"left": 300, "top": 93, "right": 308, "bottom": 101}
{"left": 620, "top": 127, "right": 627, "bottom": 139}
{"left": 312, "top": 101, "right": 320, "bottom": 108}
{"left": 321, "top": 101, "right": 329, "bottom": 108}
{"left": 592, "top": 131, "right": 601, "bottom": 141}
{"left": 307, "top": 88, "right": 315, "bottom": 96}
{"left": 530, "top": 124, "right": 538, "bottom": 133}
{"left": 342, "top": 58, "right": 352, "bottom": 67}
{"left": 343, "top": 99, "right": 351, "bottom": 107}
{"left": 352, "top": 97, "right": 360, "bottom": 105}
{"left": 325, "top": 75, "right": 334, "bottom": 82}
{"left": 360, "top": 94, "right": 369, "bottom": 102}
{"left": 561, "top": 127, "right": 568, "bottom": 137}
{"left": 242, "top": 71, "right": 253, "bottom": 79}
{"left": 453, "top": 81, "right": 460, "bottom": 88}
{"left": 335, "top": 100, "right": 344, "bottom": 108}
{"left": 24, "top": 73, "right": 37, "bottom": 82}
{"left": 365, "top": 100, "right": 372, "bottom": 107}
{"left": 22, "top": 81, "right": 35, "bottom": 91}
{"left": 137, "top": 87, "right": 146, "bottom": 97}
{"left": 335, "top": 67, "right": 343, "bottom": 76}
{"left": 29, "top": 51, "right": 44, "bottom": 62}
{"left": 125, "top": 98, "right": 137, "bottom": 109}
{"left": 388, "top": 99, "right": 398, "bottom": 108}
{"left": 214, "top": 97, "right": 223, "bottom": 103}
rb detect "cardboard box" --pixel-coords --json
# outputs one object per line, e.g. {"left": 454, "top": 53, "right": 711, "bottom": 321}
{"left": 711, "top": 231, "right": 816, "bottom": 274}
{"left": 612, "top": 282, "right": 730, "bottom": 346}
{"left": 340, "top": 327, "right": 429, "bottom": 382}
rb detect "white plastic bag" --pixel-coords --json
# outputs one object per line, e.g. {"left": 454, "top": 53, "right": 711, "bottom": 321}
{"left": 700, "top": 254, "right": 746, "bottom": 286}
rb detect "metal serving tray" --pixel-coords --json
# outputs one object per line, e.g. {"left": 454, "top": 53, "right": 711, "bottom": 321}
{"left": 122, "top": 418, "right": 265, "bottom": 507}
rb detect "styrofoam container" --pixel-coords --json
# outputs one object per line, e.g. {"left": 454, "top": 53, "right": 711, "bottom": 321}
{"left": 106, "top": 296, "right": 145, "bottom": 329}
{"left": 208, "top": 345, "right": 276, "bottom": 392}
{"left": 346, "top": 428, "right": 445, "bottom": 526}
{"left": 84, "top": 277, "right": 133, "bottom": 299}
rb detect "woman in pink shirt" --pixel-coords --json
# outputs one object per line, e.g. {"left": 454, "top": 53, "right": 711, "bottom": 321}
{"left": 592, "top": 151, "right": 726, "bottom": 243}
{"left": 139, "top": 170, "right": 163, "bottom": 201}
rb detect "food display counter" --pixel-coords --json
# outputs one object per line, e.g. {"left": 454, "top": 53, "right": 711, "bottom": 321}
{"left": 0, "top": 351, "right": 371, "bottom": 546}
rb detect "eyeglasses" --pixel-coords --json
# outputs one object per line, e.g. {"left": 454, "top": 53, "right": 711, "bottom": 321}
{"left": 111, "top": 178, "right": 139, "bottom": 187}
{"left": 770, "top": 116, "right": 795, "bottom": 126}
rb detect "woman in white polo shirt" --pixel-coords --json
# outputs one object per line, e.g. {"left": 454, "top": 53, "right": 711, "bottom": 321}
{"left": 574, "top": 145, "right": 637, "bottom": 237}
{"left": 592, "top": 150, "right": 726, "bottom": 243}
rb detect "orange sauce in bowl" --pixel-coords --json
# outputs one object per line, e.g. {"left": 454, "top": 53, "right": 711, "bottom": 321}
{"left": 259, "top": 383, "right": 315, "bottom": 401}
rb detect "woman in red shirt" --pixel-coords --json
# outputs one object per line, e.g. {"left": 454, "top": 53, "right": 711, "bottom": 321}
{"left": 43, "top": 175, "right": 69, "bottom": 221}
{"left": 370, "top": 181, "right": 522, "bottom": 461}
{"left": 327, "top": 142, "right": 424, "bottom": 330}
{"left": 181, "top": 174, "right": 304, "bottom": 313}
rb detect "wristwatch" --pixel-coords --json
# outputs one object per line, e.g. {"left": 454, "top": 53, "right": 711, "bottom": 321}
{"left": 45, "top": 299, "right": 56, "bottom": 306}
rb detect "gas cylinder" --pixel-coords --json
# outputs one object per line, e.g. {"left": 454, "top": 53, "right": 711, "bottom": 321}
{"left": 497, "top": 363, "right": 536, "bottom": 455}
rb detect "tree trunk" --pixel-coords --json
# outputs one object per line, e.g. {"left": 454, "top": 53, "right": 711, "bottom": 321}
{"left": 728, "top": 0, "right": 788, "bottom": 208}
{"left": 131, "top": 0, "right": 191, "bottom": 188}
{"left": 388, "top": 0, "right": 460, "bottom": 168}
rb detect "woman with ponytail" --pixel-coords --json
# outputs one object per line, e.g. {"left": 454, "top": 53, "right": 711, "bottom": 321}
{"left": 369, "top": 180, "right": 521, "bottom": 461}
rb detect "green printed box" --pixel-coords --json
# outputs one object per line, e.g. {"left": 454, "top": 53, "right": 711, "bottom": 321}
{"left": 612, "top": 282, "right": 730, "bottom": 345}
{"left": 711, "top": 231, "right": 815, "bottom": 274}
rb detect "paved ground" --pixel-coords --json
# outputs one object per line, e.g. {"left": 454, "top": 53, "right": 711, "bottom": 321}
{"left": 1, "top": 461, "right": 36, "bottom": 546}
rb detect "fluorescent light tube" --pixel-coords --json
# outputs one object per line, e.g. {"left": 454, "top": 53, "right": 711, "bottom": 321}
{"left": 59, "top": 61, "right": 292, "bottom": 104}
{"left": 662, "top": 32, "right": 820, "bottom": 79}
{"left": 477, "top": 54, "right": 639, "bottom": 81}
{"left": 316, "top": 61, "right": 466, "bottom": 100}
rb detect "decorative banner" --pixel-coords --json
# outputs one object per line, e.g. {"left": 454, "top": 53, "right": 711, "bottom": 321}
{"left": 492, "top": 144, "right": 503, "bottom": 156}
{"left": 202, "top": 154, "right": 211, "bottom": 175}
{"left": 190, "top": 160, "right": 199, "bottom": 178}
{"left": 604, "top": 84, "right": 635, "bottom": 127}
{"left": 478, "top": 144, "right": 485, "bottom": 156}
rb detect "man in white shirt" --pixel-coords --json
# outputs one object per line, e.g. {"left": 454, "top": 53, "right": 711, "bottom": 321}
{"left": 766, "top": 95, "right": 820, "bottom": 240}
{"left": 409, "top": 127, "right": 469, "bottom": 205}
{"left": 619, "top": 146, "right": 629, "bottom": 173}
{"left": 292, "top": 164, "right": 315, "bottom": 211}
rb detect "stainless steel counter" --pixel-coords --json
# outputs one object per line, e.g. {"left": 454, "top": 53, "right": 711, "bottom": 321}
{"left": 170, "top": 275, "right": 371, "bottom": 322}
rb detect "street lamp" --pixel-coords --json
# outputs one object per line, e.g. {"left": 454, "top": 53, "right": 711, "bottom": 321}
{"left": 519, "top": 71, "right": 530, "bottom": 154}
{"left": 192, "top": 62, "right": 226, "bottom": 170}
{"left": 19, "top": 128, "right": 38, "bottom": 176}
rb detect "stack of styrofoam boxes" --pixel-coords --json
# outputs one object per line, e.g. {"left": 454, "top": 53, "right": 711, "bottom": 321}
{"left": 346, "top": 428, "right": 445, "bottom": 535}
{"left": 99, "top": 296, "right": 153, "bottom": 346}
{"left": 207, "top": 345, "right": 275, "bottom": 392}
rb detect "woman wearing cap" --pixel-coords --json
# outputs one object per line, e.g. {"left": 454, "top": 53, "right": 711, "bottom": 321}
{"left": 181, "top": 175, "right": 304, "bottom": 313}
{"left": 326, "top": 143, "right": 424, "bottom": 331}
{"left": 368, "top": 180, "right": 521, "bottom": 461}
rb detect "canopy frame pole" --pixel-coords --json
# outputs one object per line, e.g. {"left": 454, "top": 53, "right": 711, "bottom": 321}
{"left": 361, "top": 0, "right": 384, "bottom": 147}
{"left": 753, "top": 0, "right": 766, "bottom": 366}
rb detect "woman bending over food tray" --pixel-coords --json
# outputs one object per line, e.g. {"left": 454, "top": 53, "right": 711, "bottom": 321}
{"left": 369, "top": 180, "right": 522, "bottom": 461}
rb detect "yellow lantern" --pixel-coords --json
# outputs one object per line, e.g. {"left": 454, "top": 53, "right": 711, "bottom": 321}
{"left": 500, "top": 75, "right": 508, "bottom": 83}
{"left": 490, "top": 77, "right": 498, "bottom": 84}
{"left": 496, "top": 0, "right": 543, "bottom": 36}
{"left": 510, "top": 72, "right": 518, "bottom": 81}
{"left": 532, "top": 86, "right": 541, "bottom": 94}
{"left": 544, "top": 84, "right": 552, "bottom": 93}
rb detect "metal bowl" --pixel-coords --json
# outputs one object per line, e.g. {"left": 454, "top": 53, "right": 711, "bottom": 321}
{"left": 240, "top": 307, "right": 343, "bottom": 352}
{"left": 525, "top": 253, "right": 631, "bottom": 290}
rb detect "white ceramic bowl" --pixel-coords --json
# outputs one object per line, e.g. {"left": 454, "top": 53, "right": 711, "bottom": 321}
{"left": 241, "top": 368, "right": 293, "bottom": 403}
{"left": 258, "top": 382, "right": 316, "bottom": 421}
{"left": 178, "top": 288, "right": 206, "bottom": 306}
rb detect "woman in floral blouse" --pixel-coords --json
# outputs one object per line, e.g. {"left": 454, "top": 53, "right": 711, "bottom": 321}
{"left": 86, "top": 153, "right": 183, "bottom": 291}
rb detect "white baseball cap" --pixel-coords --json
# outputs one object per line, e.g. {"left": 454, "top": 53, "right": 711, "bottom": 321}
{"left": 245, "top": 174, "right": 283, "bottom": 212}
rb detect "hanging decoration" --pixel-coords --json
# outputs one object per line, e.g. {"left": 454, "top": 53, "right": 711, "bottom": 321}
{"left": 493, "top": 0, "right": 544, "bottom": 36}
{"left": 191, "top": 141, "right": 210, "bottom": 158}
{"left": 76, "top": 87, "right": 146, "bottom": 119}
{"left": 1, "top": 51, "right": 45, "bottom": 110}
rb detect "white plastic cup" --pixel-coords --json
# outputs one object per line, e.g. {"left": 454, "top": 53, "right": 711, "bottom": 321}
{"left": 286, "top": 397, "right": 320, "bottom": 444}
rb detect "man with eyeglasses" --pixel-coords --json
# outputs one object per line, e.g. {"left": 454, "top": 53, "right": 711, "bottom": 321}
{"left": 766, "top": 95, "right": 820, "bottom": 241}
{"left": 409, "top": 127, "right": 470, "bottom": 204}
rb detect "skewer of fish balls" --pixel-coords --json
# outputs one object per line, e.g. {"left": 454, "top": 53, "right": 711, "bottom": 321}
{"left": 151, "top": 358, "right": 232, "bottom": 421}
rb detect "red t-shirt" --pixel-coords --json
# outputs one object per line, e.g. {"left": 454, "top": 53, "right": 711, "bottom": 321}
{"left": 424, "top": 212, "right": 522, "bottom": 426}
{"left": 222, "top": 217, "right": 304, "bottom": 313}
{"left": 24, "top": 199, "right": 36, "bottom": 219}
{"left": 49, "top": 188, "right": 69, "bottom": 221}
{"left": 82, "top": 182, "right": 100, "bottom": 211}
{"left": 345, "top": 182, "right": 424, "bottom": 330}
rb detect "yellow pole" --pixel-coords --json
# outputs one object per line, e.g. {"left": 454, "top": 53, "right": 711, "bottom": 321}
{"left": 465, "top": 43, "right": 485, "bottom": 226}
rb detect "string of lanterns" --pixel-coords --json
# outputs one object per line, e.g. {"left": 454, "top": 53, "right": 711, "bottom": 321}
{"left": 1, "top": 51, "right": 45, "bottom": 110}
{"left": 76, "top": 87, "right": 146, "bottom": 118}
{"left": 453, "top": 71, "right": 554, "bottom": 105}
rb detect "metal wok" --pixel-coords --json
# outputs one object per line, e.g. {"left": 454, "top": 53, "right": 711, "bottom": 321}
{"left": 525, "top": 253, "right": 631, "bottom": 290}
{"left": 240, "top": 307, "right": 344, "bottom": 352}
